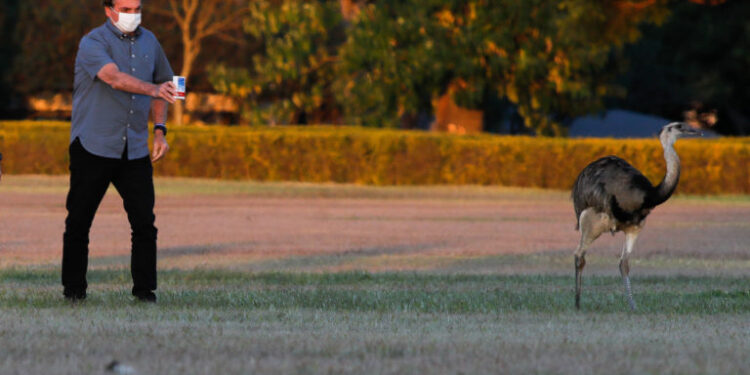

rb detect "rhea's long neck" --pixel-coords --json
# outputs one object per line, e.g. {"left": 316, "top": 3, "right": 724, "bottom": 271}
{"left": 651, "top": 138, "right": 681, "bottom": 207}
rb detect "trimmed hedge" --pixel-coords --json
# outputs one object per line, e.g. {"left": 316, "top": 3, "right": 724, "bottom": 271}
{"left": 1, "top": 121, "right": 749, "bottom": 194}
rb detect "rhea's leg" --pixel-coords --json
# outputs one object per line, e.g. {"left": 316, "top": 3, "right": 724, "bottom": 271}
{"left": 619, "top": 229, "right": 640, "bottom": 311}
{"left": 575, "top": 253, "right": 586, "bottom": 310}
{"left": 574, "top": 209, "right": 608, "bottom": 310}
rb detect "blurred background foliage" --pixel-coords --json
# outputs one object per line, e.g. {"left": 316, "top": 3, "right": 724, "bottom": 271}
{"left": 0, "top": 0, "right": 747, "bottom": 136}
{"left": 335, "top": 0, "right": 668, "bottom": 134}
{"left": 209, "top": 0, "right": 343, "bottom": 125}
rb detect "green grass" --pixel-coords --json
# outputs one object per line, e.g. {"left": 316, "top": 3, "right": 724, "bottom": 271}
{"left": 2, "top": 177, "right": 749, "bottom": 374}
{"left": 1, "top": 269, "right": 749, "bottom": 374}
{"left": 2, "top": 269, "right": 748, "bottom": 314}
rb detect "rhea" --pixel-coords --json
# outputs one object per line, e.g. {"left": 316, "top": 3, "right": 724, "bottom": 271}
{"left": 571, "top": 122, "right": 700, "bottom": 310}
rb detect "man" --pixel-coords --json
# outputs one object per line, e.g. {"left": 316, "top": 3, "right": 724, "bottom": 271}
{"left": 0, "top": 152, "right": 3, "bottom": 182}
{"left": 64, "top": 0, "right": 176, "bottom": 302}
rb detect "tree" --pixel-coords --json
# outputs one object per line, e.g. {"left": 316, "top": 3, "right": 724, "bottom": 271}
{"left": 615, "top": 0, "right": 750, "bottom": 135}
{"left": 336, "top": 0, "right": 670, "bottom": 135}
{"left": 152, "top": 0, "right": 249, "bottom": 125}
{"left": 209, "top": 0, "right": 342, "bottom": 125}
{"left": 9, "top": 0, "right": 102, "bottom": 95}
{"left": 0, "top": 0, "right": 21, "bottom": 115}
{"left": 0, "top": 0, "right": 254, "bottom": 120}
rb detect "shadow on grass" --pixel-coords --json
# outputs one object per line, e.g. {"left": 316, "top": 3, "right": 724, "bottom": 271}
{"left": 1, "top": 269, "right": 748, "bottom": 314}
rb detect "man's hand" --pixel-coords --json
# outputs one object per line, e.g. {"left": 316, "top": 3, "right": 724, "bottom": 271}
{"left": 152, "top": 130, "right": 169, "bottom": 162}
{"left": 153, "top": 82, "right": 177, "bottom": 104}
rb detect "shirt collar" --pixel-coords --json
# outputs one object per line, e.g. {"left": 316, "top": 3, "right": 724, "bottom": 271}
{"left": 104, "top": 20, "right": 142, "bottom": 40}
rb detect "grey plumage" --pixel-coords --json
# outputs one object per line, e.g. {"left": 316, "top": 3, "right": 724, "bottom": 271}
{"left": 572, "top": 156, "right": 657, "bottom": 231}
{"left": 571, "top": 122, "right": 701, "bottom": 310}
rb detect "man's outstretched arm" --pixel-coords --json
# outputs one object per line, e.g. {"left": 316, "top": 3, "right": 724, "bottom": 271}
{"left": 97, "top": 63, "right": 176, "bottom": 104}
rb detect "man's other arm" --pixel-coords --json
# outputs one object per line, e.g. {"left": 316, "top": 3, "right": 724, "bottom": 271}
{"left": 151, "top": 99, "right": 168, "bottom": 125}
{"left": 150, "top": 98, "right": 169, "bottom": 162}
{"left": 97, "top": 63, "right": 176, "bottom": 103}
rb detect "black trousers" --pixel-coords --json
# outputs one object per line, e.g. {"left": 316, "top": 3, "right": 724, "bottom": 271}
{"left": 62, "top": 138, "right": 157, "bottom": 295}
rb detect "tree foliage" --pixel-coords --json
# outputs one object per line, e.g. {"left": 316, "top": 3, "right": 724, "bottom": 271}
{"left": 3, "top": 0, "right": 747, "bottom": 136}
{"left": 9, "top": 0, "right": 102, "bottom": 94}
{"left": 151, "top": 0, "right": 249, "bottom": 124}
{"left": 211, "top": 0, "right": 671, "bottom": 132}
{"left": 0, "top": 0, "right": 21, "bottom": 110}
{"left": 210, "top": 0, "right": 342, "bottom": 125}
{"left": 336, "top": 0, "right": 669, "bottom": 134}
{"left": 616, "top": 0, "right": 750, "bottom": 135}
{"left": 2, "top": 0, "right": 249, "bottom": 96}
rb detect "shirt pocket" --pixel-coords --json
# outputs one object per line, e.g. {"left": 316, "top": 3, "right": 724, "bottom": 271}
{"left": 135, "top": 50, "right": 155, "bottom": 82}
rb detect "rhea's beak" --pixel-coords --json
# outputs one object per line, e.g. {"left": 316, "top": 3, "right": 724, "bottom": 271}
{"left": 684, "top": 124, "right": 703, "bottom": 137}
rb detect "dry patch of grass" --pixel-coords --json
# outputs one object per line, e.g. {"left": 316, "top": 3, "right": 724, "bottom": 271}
{"left": 0, "top": 174, "right": 570, "bottom": 200}
{"left": 6, "top": 174, "right": 750, "bottom": 202}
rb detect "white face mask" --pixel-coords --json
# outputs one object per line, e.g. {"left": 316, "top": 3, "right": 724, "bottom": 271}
{"left": 111, "top": 8, "right": 141, "bottom": 33}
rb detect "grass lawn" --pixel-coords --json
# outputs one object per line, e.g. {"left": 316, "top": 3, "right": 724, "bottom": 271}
{"left": 1, "top": 269, "right": 748, "bottom": 374}
{"left": 1, "top": 176, "right": 749, "bottom": 374}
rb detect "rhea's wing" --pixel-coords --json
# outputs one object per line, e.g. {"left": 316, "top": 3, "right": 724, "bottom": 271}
{"left": 572, "top": 156, "right": 653, "bottom": 225}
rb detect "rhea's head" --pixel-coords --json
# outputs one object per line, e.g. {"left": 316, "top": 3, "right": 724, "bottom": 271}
{"left": 659, "top": 122, "right": 702, "bottom": 145}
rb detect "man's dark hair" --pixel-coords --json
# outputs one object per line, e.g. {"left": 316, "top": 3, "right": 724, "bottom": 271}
{"left": 104, "top": 0, "right": 142, "bottom": 8}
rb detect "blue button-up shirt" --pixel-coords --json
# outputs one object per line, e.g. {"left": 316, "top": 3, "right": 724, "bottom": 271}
{"left": 72, "top": 21, "right": 173, "bottom": 160}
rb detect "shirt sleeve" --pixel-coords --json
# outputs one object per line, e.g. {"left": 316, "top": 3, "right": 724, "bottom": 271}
{"left": 152, "top": 39, "right": 174, "bottom": 84}
{"left": 76, "top": 35, "right": 115, "bottom": 80}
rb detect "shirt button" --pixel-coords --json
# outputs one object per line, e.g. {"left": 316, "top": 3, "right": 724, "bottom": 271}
{"left": 131, "top": 54, "right": 136, "bottom": 58}
{"left": 131, "top": 95, "right": 135, "bottom": 100}
{"left": 122, "top": 136, "right": 127, "bottom": 141}
{"left": 127, "top": 124, "right": 131, "bottom": 128}
{"left": 131, "top": 68, "right": 136, "bottom": 72}
{"left": 130, "top": 110, "right": 134, "bottom": 114}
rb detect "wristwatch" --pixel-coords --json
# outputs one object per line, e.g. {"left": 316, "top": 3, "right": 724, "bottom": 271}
{"left": 154, "top": 123, "right": 167, "bottom": 136}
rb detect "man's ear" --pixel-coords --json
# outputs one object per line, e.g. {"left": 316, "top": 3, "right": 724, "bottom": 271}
{"left": 105, "top": 6, "right": 117, "bottom": 22}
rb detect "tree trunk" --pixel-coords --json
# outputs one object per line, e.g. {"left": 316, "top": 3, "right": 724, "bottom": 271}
{"left": 165, "top": 0, "right": 245, "bottom": 125}
{"left": 173, "top": 0, "right": 198, "bottom": 126}
{"left": 178, "top": 39, "right": 200, "bottom": 125}
{"left": 173, "top": 98, "right": 184, "bottom": 126}
{"left": 173, "top": 42, "right": 193, "bottom": 126}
